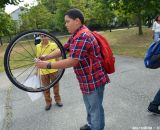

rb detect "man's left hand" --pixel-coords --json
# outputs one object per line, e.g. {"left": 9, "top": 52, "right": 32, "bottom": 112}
{"left": 36, "top": 60, "right": 48, "bottom": 69}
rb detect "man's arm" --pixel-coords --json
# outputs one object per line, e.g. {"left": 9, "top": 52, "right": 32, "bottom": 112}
{"left": 36, "top": 57, "right": 79, "bottom": 69}
{"left": 40, "top": 49, "right": 61, "bottom": 60}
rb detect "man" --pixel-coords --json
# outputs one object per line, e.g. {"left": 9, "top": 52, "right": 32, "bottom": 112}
{"left": 36, "top": 34, "right": 63, "bottom": 111}
{"left": 36, "top": 8, "right": 110, "bottom": 130}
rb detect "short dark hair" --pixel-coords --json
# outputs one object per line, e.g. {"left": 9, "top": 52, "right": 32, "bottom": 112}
{"left": 65, "top": 8, "right": 84, "bottom": 24}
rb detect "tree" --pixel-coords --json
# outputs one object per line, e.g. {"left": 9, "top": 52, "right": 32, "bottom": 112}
{"left": 0, "top": 0, "right": 22, "bottom": 8}
{"left": 38, "top": 0, "right": 57, "bottom": 14}
{"left": 53, "top": 0, "right": 71, "bottom": 32}
{"left": 107, "top": 0, "right": 160, "bottom": 35}
{"left": 88, "top": 0, "right": 115, "bottom": 30}
{"left": 0, "top": 9, "right": 15, "bottom": 44}
{"left": 37, "top": 0, "right": 115, "bottom": 32}
{"left": 20, "top": 4, "right": 54, "bottom": 31}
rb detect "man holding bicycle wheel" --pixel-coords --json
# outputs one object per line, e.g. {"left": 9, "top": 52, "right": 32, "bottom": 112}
{"left": 36, "top": 9, "right": 110, "bottom": 130}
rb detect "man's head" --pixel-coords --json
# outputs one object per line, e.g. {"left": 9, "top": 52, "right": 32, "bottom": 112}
{"left": 64, "top": 8, "right": 84, "bottom": 34}
{"left": 40, "top": 34, "right": 49, "bottom": 45}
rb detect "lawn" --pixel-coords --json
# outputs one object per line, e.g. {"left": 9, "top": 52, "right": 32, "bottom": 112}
{"left": 0, "top": 27, "right": 153, "bottom": 72}
{"left": 102, "top": 27, "right": 152, "bottom": 58}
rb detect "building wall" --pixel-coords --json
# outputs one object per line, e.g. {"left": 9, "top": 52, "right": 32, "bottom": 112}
{"left": 10, "top": 8, "right": 22, "bottom": 21}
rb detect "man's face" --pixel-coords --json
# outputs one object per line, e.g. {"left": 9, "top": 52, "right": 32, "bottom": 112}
{"left": 40, "top": 35, "right": 48, "bottom": 44}
{"left": 64, "top": 15, "right": 79, "bottom": 34}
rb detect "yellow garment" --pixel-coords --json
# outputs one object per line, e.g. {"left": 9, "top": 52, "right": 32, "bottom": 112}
{"left": 36, "top": 41, "right": 58, "bottom": 75}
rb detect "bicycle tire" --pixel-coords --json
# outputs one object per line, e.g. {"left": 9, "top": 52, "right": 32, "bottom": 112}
{"left": 4, "top": 30, "right": 66, "bottom": 92}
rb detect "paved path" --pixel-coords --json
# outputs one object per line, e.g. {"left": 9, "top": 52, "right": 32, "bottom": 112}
{"left": 1, "top": 55, "right": 160, "bottom": 130}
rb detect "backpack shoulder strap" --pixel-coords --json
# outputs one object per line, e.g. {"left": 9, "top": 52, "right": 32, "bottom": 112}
{"left": 73, "top": 28, "right": 90, "bottom": 40}
{"left": 73, "top": 28, "right": 93, "bottom": 72}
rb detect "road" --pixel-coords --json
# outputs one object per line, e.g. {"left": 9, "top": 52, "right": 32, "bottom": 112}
{"left": 1, "top": 55, "right": 160, "bottom": 130}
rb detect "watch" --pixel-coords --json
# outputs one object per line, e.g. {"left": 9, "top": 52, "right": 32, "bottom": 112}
{"left": 47, "top": 62, "right": 52, "bottom": 69}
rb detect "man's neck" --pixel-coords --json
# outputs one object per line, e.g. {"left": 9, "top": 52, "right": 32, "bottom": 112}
{"left": 42, "top": 41, "right": 49, "bottom": 46}
{"left": 73, "top": 25, "right": 83, "bottom": 34}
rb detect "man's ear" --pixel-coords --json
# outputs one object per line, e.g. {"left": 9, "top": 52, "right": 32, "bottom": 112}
{"left": 75, "top": 18, "right": 81, "bottom": 25}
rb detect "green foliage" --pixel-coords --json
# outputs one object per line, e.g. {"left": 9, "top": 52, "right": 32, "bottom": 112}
{"left": 53, "top": 0, "right": 71, "bottom": 32}
{"left": 39, "top": 0, "right": 116, "bottom": 31}
{"left": 20, "top": 4, "right": 54, "bottom": 31}
{"left": 40, "top": 0, "right": 57, "bottom": 14}
{"left": 105, "top": 0, "right": 160, "bottom": 35}
{"left": 3, "top": 0, "right": 160, "bottom": 34}
{"left": 0, "top": 9, "right": 15, "bottom": 36}
{"left": 0, "top": 0, "right": 22, "bottom": 8}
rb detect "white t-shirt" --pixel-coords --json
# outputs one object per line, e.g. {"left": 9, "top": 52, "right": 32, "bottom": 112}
{"left": 152, "top": 21, "right": 160, "bottom": 32}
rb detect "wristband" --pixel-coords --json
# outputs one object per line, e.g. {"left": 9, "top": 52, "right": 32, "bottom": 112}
{"left": 47, "top": 62, "right": 52, "bottom": 69}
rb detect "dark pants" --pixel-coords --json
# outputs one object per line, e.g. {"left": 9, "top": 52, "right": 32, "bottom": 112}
{"left": 151, "top": 89, "right": 160, "bottom": 106}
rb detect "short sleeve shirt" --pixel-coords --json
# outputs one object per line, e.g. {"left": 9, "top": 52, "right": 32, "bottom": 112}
{"left": 152, "top": 21, "right": 160, "bottom": 32}
{"left": 64, "top": 25, "right": 110, "bottom": 94}
{"left": 36, "top": 41, "right": 58, "bottom": 75}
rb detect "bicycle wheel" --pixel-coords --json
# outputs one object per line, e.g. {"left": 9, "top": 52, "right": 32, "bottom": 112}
{"left": 4, "top": 30, "right": 66, "bottom": 92}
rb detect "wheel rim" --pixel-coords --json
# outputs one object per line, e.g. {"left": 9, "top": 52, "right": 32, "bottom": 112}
{"left": 4, "top": 30, "right": 66, "bottom": 92}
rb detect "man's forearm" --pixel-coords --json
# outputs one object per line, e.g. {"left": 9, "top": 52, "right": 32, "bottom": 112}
{"left": 50, "top": 58, "right": 79, "bottom": 69}
{"left": 36, "top": 58, "right": 79, "bottom": 69}
{"left": 46, "top": 49, "right": 61, "bottom": 60}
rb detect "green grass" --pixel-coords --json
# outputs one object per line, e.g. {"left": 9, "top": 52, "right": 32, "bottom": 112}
{"left": 102, "top": 27, "right": 152, "bottom": 58}
{"left": 0, "top": 27, "right": 153, "bottom": 72}
{"left": 0, "top": 44, "right": 8, "bottom": 72}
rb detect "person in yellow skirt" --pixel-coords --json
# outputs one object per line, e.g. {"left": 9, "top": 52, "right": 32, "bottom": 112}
{"left": 36, "top": 34, "right": 63, "bottom": 111}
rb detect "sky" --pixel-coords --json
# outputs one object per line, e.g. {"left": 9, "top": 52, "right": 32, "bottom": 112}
{"left": 5, "top": 0, "right": 37, "bottom": 14}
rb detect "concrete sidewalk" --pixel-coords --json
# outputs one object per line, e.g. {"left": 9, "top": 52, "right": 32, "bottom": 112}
{"left": 0, "top": 72, "right": 12, "bottom": 130}
{"left": 1, "top": 55, "right": 160, "bottom": 130}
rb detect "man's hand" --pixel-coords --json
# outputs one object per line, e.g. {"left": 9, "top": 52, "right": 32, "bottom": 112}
{"left": 39, "top": 55, "right": 47, "bottom": 60}
{"left": 35, "top": 60, "right": 49, "bottom": 69}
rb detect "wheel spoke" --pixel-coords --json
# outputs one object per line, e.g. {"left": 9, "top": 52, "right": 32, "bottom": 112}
{"left": 10, "top": 62, "right": 35, "bottom": 70}
{"left": 23, "top": 65, "right": 37, "bottom": 84}
{"left": 10, "top": 59, "right": 33, "bottom": 62}
{"left": 12, "top": 50, "right": 33, "bottom": 59}
{"left": 15, "top": 64, "right": 36, "bottom": 78}
{"left": 26, "top": 35, "right": 36, "bottom": 57}
{"left": 19, "top": 43, "right": 35, "bottom": 59}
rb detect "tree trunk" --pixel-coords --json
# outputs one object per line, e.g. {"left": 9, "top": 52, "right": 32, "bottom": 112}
{"left": 137, "top": 13, "right": 143, "bottom": 35}
{"left": 109, "top": 26, "right": 112, "bottom": 32}
{"left": 0, "top": 37, "right": 3, "bottom": 46}
{"left": 147, "top": 16, "right": 152, "bottom": 28}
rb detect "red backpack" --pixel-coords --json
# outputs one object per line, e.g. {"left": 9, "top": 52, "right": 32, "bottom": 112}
{"left": 74, "top": 29, "right": 115, "bottom": 74}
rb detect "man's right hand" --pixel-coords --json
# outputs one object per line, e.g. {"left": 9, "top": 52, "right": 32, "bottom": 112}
{"left": 39, "top": 55, "right": 47, "bottom": 60}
